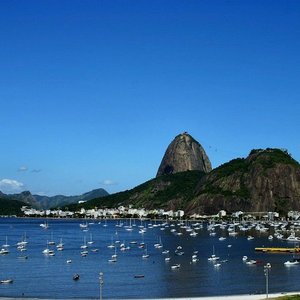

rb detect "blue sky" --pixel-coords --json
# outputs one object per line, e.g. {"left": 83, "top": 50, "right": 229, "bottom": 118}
{"left": 1, "top": 0, "right": 300, "bottom": 196}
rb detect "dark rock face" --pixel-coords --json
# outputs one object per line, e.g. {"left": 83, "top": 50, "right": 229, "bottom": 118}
{"left": 190, "top": 149, "right": 300, "bottom": 215}
{"left": 156, "top": 132, "right": 212, "bottom": 177}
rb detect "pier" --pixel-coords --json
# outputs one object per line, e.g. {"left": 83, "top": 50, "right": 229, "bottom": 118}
{"left": 255, "top": 246, "right": 300, "bottom": 253}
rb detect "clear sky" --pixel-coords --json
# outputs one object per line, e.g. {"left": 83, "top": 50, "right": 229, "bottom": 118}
{"left": 1, "top": 0, "right": 300, "bottom": 196}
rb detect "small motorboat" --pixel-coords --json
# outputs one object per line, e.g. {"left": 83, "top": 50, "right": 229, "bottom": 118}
{"left": 171, "top": 264, "right": 181, "bottom": 269}
{"left": 134, "top": 274, "right": 145, "bottom": 278}
{"left": 0, "top": 279, "right": 13, "bottom": 284}
{"left": 284, "top": 260, "right": 299, "bottom": 266}
{"left": 73, "top": 274, "right": 80, "bottom": 281}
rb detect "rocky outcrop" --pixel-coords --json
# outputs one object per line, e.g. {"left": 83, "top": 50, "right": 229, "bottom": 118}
{"left": 156, "top": 132, "right": 212, "bottom": 177}
{"left": 190, "top": 149, "right": 300, "bottom": 215}
{"left": 60, "top": 148, "right": 300, "bottom": 217}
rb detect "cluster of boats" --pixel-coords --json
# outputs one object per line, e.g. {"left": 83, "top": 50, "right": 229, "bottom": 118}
{"left": 2, "top": 216, "right": 300, "bottom": 288}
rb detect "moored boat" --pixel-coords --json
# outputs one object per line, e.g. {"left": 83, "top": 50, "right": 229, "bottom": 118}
{"left": 0, "top": 279, "right": 13, "bottom": 284}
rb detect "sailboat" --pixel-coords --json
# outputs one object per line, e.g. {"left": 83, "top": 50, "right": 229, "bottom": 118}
{"left": 80, "top": 236, "right": 88, "bottom": 249}
{"left": 284, "top": 246, "right": 300, "bottom": 266}
{"left": 87, "top": 233, "right": 94, "bottom": 245}
{"left": 2, "top": 236, "right": 10, "bottom": 248}
{"left": 79, "top": 222, "right": 88, "bottom": 229}
{"left": 107, "top": 236, "right": 115, "bottom": 249}
{"left": 142, "top": 245, "right": 150, "bottom": 259}
{"left": 154, "top": 236, "right": 163, "bottom": 249}
{"left": 17, "top": 233, "right": 28, "bottom": 250}
{"left": 102, "top": 219, "right": 108, "bottom": 227}
{"left": 56, "top": 238, "right": 64, "bottom": 251}
{"left": 108, "top": 247, "right": 117, "bottom": 262}
{"left": 40, "top": 220, "right": 49, "bottom": 229}
{"left": 48, "top": 232, "right": 55, "bottom": 245}
{"left": 208, "top": 246, "right": 219, "bottom": 261}
{"left": 125, "top": 218, "right": 133, "bottom": 231}
{"left": 43, "top": 241, "right": 55, "bottom": 256}
{"left": 111, "top": 247, "right": 118, "bottom": 259}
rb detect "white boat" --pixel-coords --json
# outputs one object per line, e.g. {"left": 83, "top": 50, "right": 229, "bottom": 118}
{"left": 142, "top": 246, "right": 150, "bottom": 259}
{"left": 43, "top": 248, "right": 55, "bottom": 256}
{"left": 0, "top": 279, "right": 13, "bottom": 284}
{"left": 192, "top": 255, "right": 199, "bottom": 263}
{"left": 79, "top": 222, "right": 88, "bottom": 229}
{"left": 80, "top": 236, "right": 88, "bottom": 249}
{"left": 108, "top": 258, "right": 117, "bottom": 262}
{"left": 17, "top": 234, "right": 28, "bottom": 247}
{"left": 2, "top": 236, "right": 10, "bottom": 248}
{"left": 284, "top": 260, "right": 299, "bottom": 266}
{"left": 208, "top": 246, "right": 219, "bottom": 261}
{"left": 171, "top": 264, "right": 180, "bottom": 269}
{"left": 125, "top": 218, "right": 133, "bottom": 231}
{"left": 208, "top": 254, "right": 219, "bottom": 261}
{"left": 111, "top": 247, "right": 118, "bottom": 259}
{"left": 107, "top": 236, "right": 115, "bottom": 248}
{"left": 56, "top": 238, "right": 64, "bottom": 250}
{"left": 286, "top": 232, "right": 300, "bottom": 242}
{"left": 87, "top": 234, "right": 94, "bottom": 245}
{"left": 154, "top": 237, "right": 163, "bottom": 249}
{"left": 0, "top": 248, "right": 9, "bottom": 255}
{"left": 40, "top": 221, "right": 49, "bottom": 229}
{"left": 48, "top": 232, "right": 55, "bottom": 245}
{"left": 102, "top": 219, "right": 108, "bottom": 227}
{"left": 43, "top": 241, "right": 55, "bottom": 256}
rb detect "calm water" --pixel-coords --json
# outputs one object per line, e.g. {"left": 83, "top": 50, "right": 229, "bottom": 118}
{"left": 0, "top": 217, "right": 299, "bottom": 299}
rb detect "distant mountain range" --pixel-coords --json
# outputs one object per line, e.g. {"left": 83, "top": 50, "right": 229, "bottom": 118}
{"left": 0, "top": 188, "right": 109, "bottom": 210}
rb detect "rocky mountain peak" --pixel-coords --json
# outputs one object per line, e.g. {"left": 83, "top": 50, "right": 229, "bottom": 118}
{"left": 156, "top": 132, "right": 212, "bottom": 177}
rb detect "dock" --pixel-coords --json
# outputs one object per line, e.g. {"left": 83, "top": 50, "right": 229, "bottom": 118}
{"left": 255, "top": 247, "right": 300, "bottom": 253}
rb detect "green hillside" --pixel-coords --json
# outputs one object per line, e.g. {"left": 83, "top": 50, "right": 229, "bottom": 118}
{"left": 0, "top": 198, "right": 26, "bottom": 216}
{"left": 67, "top": 148, "right": 300, "bottom": 216}
{"left": 67, "top": 170, "right": 205, "bottom": 211}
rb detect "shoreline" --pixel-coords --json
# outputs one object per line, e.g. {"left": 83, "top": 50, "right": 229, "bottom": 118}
{"left": 1, "top": 292, "right": 300, "bottom": 300}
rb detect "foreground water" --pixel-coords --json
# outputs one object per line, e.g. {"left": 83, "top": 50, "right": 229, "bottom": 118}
{"left": 0, "top": 217, "right": 300, "bottom": 299}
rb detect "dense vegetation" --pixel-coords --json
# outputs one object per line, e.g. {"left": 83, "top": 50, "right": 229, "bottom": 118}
{"left": 250, "top": 148, "right": 299, "bottom": 168}
{"left": 66, "top": 148, "right": 300, "bottom": 214}
{"left": 0, "top": 148, "right": 300, "bottom": 215}
{"left": 200, "top": 148, "right": 298, "bottom": 198}
{"left": 0, "top": 198, "right": 26, "bottom": 216}
{"left": 66, "top": 170, "right": 205, "bottom": 211}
